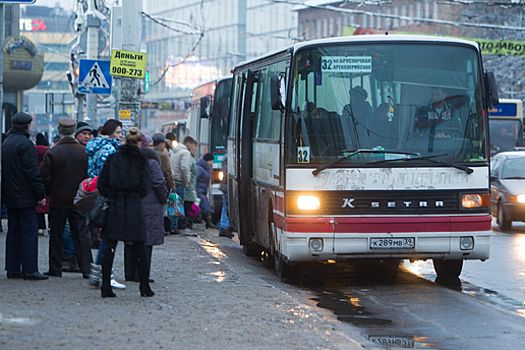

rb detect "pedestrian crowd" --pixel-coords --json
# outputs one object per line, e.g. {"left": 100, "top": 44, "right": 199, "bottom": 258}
{"left": 1, "top": 112, "right": 234, "bottom": 298}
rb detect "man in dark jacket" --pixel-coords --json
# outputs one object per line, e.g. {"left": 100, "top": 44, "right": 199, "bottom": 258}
{"left": 1, "top": 112, "right": 48, "bottom": 280}
{"left": 40, "top": 117, "right": 92, "bottom": 278}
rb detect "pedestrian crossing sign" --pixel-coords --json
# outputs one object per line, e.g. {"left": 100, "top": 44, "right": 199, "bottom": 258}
{"left": 78, "top": 59, "right": 112, "bottom": 95}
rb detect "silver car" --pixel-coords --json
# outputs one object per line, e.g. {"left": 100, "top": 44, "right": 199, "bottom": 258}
{"left": 490, "top": 151, "right": 525, "bottom": 230}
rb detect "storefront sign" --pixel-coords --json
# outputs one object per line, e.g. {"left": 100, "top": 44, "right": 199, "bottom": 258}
{"left": 2, "top": 35, "right": 43, "bottom": 91}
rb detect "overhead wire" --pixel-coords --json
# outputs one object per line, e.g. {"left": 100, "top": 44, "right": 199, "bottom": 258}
{"left": 142, "top": 0, "right": 206, "bottom": 87}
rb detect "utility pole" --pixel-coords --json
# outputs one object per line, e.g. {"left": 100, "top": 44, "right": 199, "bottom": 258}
{"left": 85, "top": 0, "right": 101, "bottom": 125}
{"left": 0, "top": 3, "right": 4, "bottom": 208}
{"left": 118, "top": 0, "right": 143, "bottom": 128}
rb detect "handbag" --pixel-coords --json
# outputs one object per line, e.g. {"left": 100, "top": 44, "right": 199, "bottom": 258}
{"left": 73, "top": 177, "right": 100, "bottom": 212}
{"left": 89, "top": 195, "right": 110, "bottom": 228}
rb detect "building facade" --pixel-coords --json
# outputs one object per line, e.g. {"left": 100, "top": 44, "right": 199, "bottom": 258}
{"left": 143, "top": 0, "right": 298, "bottom": 101}
{"left": 21, "top": 4, "right": 75, "bottom": 92}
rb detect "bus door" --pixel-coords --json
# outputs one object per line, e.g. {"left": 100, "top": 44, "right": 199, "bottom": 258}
{"left": 227, "top": 75, "right": 243, "bottom": 231}
{"left": 235, "top": 70, "right": 258, "bottom": 247}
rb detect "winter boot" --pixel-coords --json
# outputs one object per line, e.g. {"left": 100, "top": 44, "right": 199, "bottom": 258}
{"left": 204, "top": 213, "right": 218, "bottom": 229}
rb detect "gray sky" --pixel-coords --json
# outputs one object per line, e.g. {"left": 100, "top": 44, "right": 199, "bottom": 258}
{"left": 30, "top": 0, "right": 76, "bottom": 11}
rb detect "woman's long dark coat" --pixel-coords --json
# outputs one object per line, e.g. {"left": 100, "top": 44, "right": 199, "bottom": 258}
{"left": 97, "top": 144, "right": 152, "bottom": 242}
{"left": 141, "top": 148, "right": 167, "bottom": 246}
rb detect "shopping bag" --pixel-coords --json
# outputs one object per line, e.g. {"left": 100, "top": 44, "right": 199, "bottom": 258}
{"left": 164, "top": 192, "right": 185, "bottom": 219}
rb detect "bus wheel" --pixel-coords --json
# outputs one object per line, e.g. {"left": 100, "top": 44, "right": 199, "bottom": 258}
{"left": 433, "top": 259, "right": 463, "bottom": 279}
{"left": 275, "top": 253, "right": 299, "bottom": 280}
{"left": 497, "top": 201, "right": 512, "bottom": 230}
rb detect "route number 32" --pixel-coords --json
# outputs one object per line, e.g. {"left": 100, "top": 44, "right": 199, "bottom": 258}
{"left": 297, "top": 147, "right": 310, "bottom": 163}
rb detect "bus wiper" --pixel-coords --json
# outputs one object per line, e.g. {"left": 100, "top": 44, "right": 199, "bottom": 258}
{"left": 368, "top": 153, "right": 474, "bottom": 174}
{"left": 312, "top": 149, "right": 419, "bottom": 176}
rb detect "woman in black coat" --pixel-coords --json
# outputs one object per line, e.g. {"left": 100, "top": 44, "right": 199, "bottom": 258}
{"left": 124, "top": 142, "right": 167, "bottom": 282}
{"left": 97, "top": 128, "right": 153, "bottom": 298}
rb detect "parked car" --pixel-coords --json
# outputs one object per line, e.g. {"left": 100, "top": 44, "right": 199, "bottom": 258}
{"left": 490, "top": 151, "right": 525, "bottom": 230}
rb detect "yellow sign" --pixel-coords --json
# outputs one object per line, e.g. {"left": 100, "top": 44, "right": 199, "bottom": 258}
{"left": 110, "top": 49, "right": 147, "bottom": 78}
{"left": 119, "top": 110, "right": 131, "bottom": 119}
{"left": 344, "top": 26, "right": 525, "bottom": 57}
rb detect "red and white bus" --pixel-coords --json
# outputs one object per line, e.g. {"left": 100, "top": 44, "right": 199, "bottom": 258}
{"left": 227, "top": 35, "right": 499, "bottom": 279}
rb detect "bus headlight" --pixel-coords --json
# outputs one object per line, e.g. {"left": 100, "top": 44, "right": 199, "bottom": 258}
{"left": 516, "top": 194, "right": 525, "bottom": 203}
{"left": 461, "top": 193, "right": 490, "bottom": 209}
{"left": 297, "top": 196, "right": 321, "bottom": 210}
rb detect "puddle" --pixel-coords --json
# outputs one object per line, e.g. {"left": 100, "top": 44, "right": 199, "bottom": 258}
{"left": 311, "top": 289, "right": 390, "bottom": 325}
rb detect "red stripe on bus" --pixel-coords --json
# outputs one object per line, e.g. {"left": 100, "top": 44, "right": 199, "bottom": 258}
{"left": 283, "top": 216, "right": 492, "bottom": 233}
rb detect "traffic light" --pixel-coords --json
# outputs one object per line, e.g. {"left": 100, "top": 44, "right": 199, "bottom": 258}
{"left": 145, "top": 71, "right": 150, "bottom": 93}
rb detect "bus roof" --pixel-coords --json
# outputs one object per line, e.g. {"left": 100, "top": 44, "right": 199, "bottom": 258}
{"left": 234, "top": 34, "right": 480, "bottom": 70}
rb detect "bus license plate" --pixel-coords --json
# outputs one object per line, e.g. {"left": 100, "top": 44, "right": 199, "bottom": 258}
{"left": 370, "top": 238, "right": 415, "bottom": 249}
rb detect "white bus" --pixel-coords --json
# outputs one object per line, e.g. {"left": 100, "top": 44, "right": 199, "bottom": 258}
{"left": 488, "top": 98, "right": 523, "bottom": 154}
{"left": 227, "top": 35, "right": 499, "bottom": 280}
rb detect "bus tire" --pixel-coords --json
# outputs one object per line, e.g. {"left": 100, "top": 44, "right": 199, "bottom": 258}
{"left": 433, "top": 259, "right": 463, "bottom": 279}
{"left": 275, "top": 253, "right": 299, "bottom": 280}
{"left": 497, "top": 201, "right": 512, "bottom": 231}
{"left": 268, "top": 218, "right": 294, "bottom": 279}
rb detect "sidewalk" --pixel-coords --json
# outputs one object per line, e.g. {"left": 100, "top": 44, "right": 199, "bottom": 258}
{"left": 0, "top": 220, "right": 365, "bottom": 350}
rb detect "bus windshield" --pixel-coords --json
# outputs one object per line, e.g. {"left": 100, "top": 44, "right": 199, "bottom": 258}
{"left": 288, "top": 43, "right": 486, "bottom": 165}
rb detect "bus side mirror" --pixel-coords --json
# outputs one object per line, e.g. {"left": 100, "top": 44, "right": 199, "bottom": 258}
{"left": 485, "top": 71, "right": 499, "bottom": 108}
{"left": 271, "top": 74, "right": 285, "bottom": 111}
{"left": 200, "top": 96, "right": 210, "bottom": 118}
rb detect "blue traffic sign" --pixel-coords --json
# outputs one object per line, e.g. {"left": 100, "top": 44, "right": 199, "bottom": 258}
{"left": 78, "top": 59, "right": 112, "bottom": 95}
{"left": 0, "top": 1, "right": 36, "bottom": 3}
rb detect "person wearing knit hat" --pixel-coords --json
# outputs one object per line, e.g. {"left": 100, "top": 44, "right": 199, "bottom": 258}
{"left": 75, "top": 121, "right": 92, "bottom": 146}
{"left": 40, "top": 117, "right": 92, "bottom": 278}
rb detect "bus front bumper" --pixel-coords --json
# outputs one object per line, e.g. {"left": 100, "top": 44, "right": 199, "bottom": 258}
{"left": 280, "top": 216, "right": 492, "bottom": 263}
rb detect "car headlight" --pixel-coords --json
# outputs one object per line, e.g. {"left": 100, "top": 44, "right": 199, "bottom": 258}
{"left": 461, "top": 193, "right": 490, "bottom": 209}
{"left": 517, "top": 194, "right": 525, "bottom": 203}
